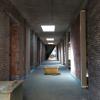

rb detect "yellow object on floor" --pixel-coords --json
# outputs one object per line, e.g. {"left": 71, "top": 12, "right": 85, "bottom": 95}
{"left": 43, "top": 67, "right": 60, "bottom": 75}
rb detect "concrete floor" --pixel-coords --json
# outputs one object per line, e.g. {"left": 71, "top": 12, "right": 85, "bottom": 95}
{"left": 23, "top": 60, "right": 88, "bottom": 100}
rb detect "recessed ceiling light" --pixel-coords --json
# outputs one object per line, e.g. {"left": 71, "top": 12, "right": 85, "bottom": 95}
{"left": 41, "top": 25, "right": 55, "bottom": 32}
{"left": 46, "top": 38, "right": 54, "bottom": 41}
{"left": 48, "top": 42, "right": 54, "bottom": 45}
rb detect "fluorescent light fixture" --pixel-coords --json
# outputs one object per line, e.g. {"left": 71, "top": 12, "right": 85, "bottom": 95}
{"left": 41, "top": 25, "right": 55, "bottom": 32}
{"left": 48, "top": 42, "right": 54, "bottom": 45}
{"left": 46, "top": 38, "right": 54, "bottom": 41}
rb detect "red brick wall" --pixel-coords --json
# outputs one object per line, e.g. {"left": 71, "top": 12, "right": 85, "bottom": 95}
{"left": 0, "top": 0, "right": 46, "bottom": 80}
{"left": 0, "top": 0, "right": 28, "bottom": 80}
{"left": 10, "top": 22, "right": 19, "bottom": 80}
{"left": 10, "top": 20, "right": 26, "bottom": 80}
{"left": 70, "top": 16, "right": 81, "bottom": 79}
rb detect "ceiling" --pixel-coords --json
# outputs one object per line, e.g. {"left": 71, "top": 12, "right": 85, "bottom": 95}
{"left": 10, "top": 0, "right": 81, "bottom": 45}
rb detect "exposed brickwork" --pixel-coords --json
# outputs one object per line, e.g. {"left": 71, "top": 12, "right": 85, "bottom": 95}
{"left": 87, "top": 0, "right": 100, "bottom": 99}
{"left": 10, "top": 20, "right": 26, "bottom": 80}
{"left": 0, "top": 0, "right": 46, "bottom": 80}
{"left": 0, "top": 0, "right": 30, "bottom": 81}
{"left": 18, "top": 23, "right": 26, "bottom": 79}
{"left": 10, "top": 22, "right": 19, "bottom": 80}
{"left": 70, "top": 16, "right": 81, "bottom": 79}
{"left": 0, "top": 12, "right": 10, "bottom": 80}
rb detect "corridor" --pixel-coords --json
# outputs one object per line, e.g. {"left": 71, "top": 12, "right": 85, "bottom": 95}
{"left": 0, "top": 0, "right": 100, "bottom": 100}
{"left": 23, "top": 60, "right": 88, "bottom": 100}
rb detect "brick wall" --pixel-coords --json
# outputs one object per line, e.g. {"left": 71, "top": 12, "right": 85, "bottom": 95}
{"left": 87, "top": 0, "right": 100, "bottom": 99}
{"left": 0, "top": 0, "right": 46, "bottom": 80}
{"left": 0, "top": 0, "right": 30, "bottom": 80}
{"left": 0, "top": 12, "right": 10, "bottom": 80}
{"left": 10, "top": 20, "right": 26, "bottom": 80}
{"left": 18, "top": 23, "right": 26, "bottom": 79}
{"left": 70, "top": 16, "right": 81, "bottom": 79}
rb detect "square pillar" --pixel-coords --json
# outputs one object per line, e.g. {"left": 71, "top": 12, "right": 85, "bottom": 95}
{"left": 80, "top": 10, "right": 87, "bottom": 88}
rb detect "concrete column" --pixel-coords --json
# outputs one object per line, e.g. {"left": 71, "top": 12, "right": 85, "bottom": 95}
{"left": 30, "top": 31, "right": 33, "bottom": 69}
{"left": 40, "top": 43, "right": 43, "bottom": 63}
{"left": 39, "top": 42, "right": 42, "bottom": 64}
{"left": 42, "top": 44, "right": 44, "bottom": 62}
{"left": 63, "top": 40, "right": 65, "bottom": 65}
{"left": 57, "top": 45, "right": 60, "bottom": 61}
{"left": 58, "top": 45, "right": 60, "bottom": 61}
{"left": 66, "top": 33, "right": 69, "bottom": 66}
{"left": 25, "top": 27, "right": 30, "bottom": 74}
{"left": 43, "top": 43, "right": 46, "bottom": 61}
{"left": 65, "top": 33, "right": 68, "bottom": 66}
{"left": 33, "top": 33, "right": 37, "bottom": 67}
{"left": 80, "top": 10, "right": 87, "bottom": 88}
{"left": 63, "top": 38, "right": 66, "bottom": 65}
{"left": 37, "top": 38, "right": 40, "bottom": 65}
{"left": 61, "top": 42, "right": 63, "bottom": 64}
{"left": 60, "top": 44, "right": 62, "bottom": 63}
{"left": 63, "top": 41, "right": 65, "bottom": 65}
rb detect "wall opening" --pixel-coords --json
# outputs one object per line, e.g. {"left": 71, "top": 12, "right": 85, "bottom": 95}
{"left": 48, "top": 47, "right": 57, "bottom": 61}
